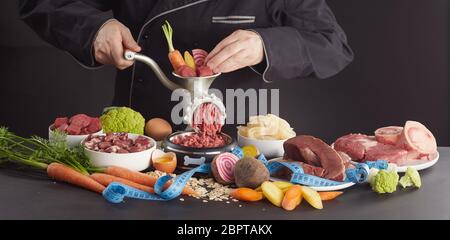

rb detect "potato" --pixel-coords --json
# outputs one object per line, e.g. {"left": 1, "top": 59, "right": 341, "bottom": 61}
{"left": 234, "top": 156, "right": 269, "bottom": 189}
{"left": 272, "top": 181, "right": 293, "bottom": 191}
{"left": 261, "top": 181, "right": 284, "bottom": 207}
{"left": 255, "top": 181, "right": 293, "bottom": 192}
{"left": 301, "top": 186, "right": 323, "bottom": 210}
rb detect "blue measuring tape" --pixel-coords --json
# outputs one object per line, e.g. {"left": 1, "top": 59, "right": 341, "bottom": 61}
{"left": 103, "top": 146, "right": 389, "bottom": 203}
{"left": 233, "top": 146, "right": 388, "bottom": 186}
{"left": 103, "top": 163, "right": 210, "bottom": 203}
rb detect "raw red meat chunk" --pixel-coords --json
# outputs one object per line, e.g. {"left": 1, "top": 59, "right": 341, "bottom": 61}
{"left": 52, "top": 114, "right": 102, "bottom": 135}
{"left": 83, "top": 133, "right": 153, "bottom": 153}
{"left": 334, "top": 130, "right": 426, "bottom": 166}
{"left": 282, "top": 135, "right": 345, "bottom": 181}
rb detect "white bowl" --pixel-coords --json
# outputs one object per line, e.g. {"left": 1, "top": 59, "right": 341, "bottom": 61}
{"left": 237, "top": 131, "right": 287, "bottom": 158}
{"left": 48, "top": 125, "right": 103, "bottom": 148}
{"left": 83, "top": 133, "right": 156, "bottom": 172}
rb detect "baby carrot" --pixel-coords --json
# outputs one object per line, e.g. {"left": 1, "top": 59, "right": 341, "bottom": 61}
{"left": 282, "top": 185, "right": 303, "bottom": 211}
{"left": 231, "top": 188, "right": 263, "bottom": 202}
{"left": 103, "top": 166, "right": 197, "bottom": 196}
{"left": 90, "top": 173, "right": 155, "bottom": 193}
{"left": 318, "top": 191, "right": 343, "bottom": 201}
{"left": 47, "top": 163, "right": 105, "bottom": 194}
{"left": 162, "top": 21, "right": 186, "bottom": 71}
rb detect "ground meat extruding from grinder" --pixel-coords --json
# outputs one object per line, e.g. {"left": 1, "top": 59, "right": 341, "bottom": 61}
{"left": 173, "top": 102, "right": 226, "bottom": 148}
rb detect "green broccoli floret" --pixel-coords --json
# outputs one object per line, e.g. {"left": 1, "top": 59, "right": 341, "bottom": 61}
{"left": 370, "top": 170, "right": 399, "bottom": 194}
{"left": 100, "top": 107, "right": 145, "bottom": 134}
{"left": 399, "top": 167, "right": 421, "bottom": 188}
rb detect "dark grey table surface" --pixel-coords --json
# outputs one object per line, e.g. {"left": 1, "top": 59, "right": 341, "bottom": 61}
{"left": 1, "top": 147, "right": 449, "bottom": 220}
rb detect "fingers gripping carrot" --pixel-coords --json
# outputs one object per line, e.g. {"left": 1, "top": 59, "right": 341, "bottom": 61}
{"left": 47, "top": 163, "right": 105, "bottom": 194}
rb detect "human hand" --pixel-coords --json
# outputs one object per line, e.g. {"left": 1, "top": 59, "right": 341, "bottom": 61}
{"left": 93, "top": 19, "right": 141, "bottom": 70}
{"left": 205, "top": 30, "right": 264, "bottom": 73}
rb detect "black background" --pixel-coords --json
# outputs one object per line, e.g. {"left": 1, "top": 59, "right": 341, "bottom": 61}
{"left": 0, "top": 0, "right": 448, "bottom": 145}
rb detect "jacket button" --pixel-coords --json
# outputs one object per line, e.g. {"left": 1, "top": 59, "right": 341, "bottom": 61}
{"left": 143, "top": 34, "right": 149, "bottom": 40}
{"left": 137, "top": 78, "right": 144, "bottom": 83}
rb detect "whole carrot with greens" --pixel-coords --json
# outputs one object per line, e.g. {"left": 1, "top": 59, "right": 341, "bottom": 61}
{"left": 162, "top": 21, "right": 186, "bottom": 71}
{"left": 48, "top": 163, "right": 105, "bottom": 193}
{"left": 0, "top": 127, "right": 103, "bottom": 193}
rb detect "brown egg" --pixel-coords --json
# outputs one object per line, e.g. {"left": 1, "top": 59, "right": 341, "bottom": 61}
{"left": 145, "top": 118, "right": 172, "bottom": 141}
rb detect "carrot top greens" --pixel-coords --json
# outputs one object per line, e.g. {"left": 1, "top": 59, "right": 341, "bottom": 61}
{"left": 162, "top": 20, "right": 175, "bottom": 52}
{"left": 0, "top": 127, "right": 90, "bottom": 174}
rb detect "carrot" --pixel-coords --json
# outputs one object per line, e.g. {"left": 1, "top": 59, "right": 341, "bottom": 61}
{"left": 90, "top": 173, "right": 155, "bottom": 193}
{"left": 47, "top": 163, "right": 105, "bottom": 194}
{"left": 103, "top": 166, "right": 197, "bottom": 196}
{"left": 318, "top": 191, "right": 343, "bottom": 201}
{"left": 231, "top": 188, "right": 263, "bottom": 202}
{"left": 282, "top": 185, "right": 303, "bottom": 211}
{"left": 162, "top": 21, "right": 186, "bottom": 71}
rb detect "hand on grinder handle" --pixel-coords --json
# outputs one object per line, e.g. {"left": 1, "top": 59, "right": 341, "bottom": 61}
{"left": 93, "top": 19, "right": 141, "bottom": 70}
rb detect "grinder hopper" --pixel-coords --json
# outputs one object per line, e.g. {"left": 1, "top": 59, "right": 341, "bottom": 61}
{"left": 124, "top": 50, "right": 221, "bottom": 98}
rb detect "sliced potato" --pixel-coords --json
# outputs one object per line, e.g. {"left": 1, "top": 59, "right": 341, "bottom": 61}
{"left": 272, "top": 181, "right": 293, "bottom": 190}
{"left": 300, "top": 186, "right": 323, "bottom": 210}
{"left": 261, "top": 181, "right": 284, "bottom": 207}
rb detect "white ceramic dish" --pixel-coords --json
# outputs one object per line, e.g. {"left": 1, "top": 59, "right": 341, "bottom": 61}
{"left": 396, "top": 151, "right": 439, "bottom": 172}
{"left": 237, "top": 131, "right": 287, "bottom": 158}
{"left": 48, "top": 124, "right": 103, "bottom": 148}
{"left": 83, "top": 133, "right": 156, "bottom": 172}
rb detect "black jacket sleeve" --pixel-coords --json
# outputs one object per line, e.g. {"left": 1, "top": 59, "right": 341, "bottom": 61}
{"left": 18, "top": 0, "right": 113, "bottom": 67}
{"left": 252, "top": 0, "right": 354, "bottom": 81}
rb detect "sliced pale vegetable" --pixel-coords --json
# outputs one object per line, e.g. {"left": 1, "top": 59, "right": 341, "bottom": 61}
{"left": 301, "top": 186, "right": 323, "bottom": 209}
{"left": 281, "top": 185, "right": 303, "bottom": 211}
{"left": 231, "top": 188, "right": 263, "bottom": 202}
{"left": 261, "top": 181, "right": 284, "bottom": 207}
{"left": 184, "top": 51, "right": 196, "bottom": 71}
{"left": 273, "top": 181, "right": 294, "bottom": 190}
{"left": 242, "top": 145, "right": 259, "bottom": 158}
{"left": 256, "top": 181, "right": 293, "bottom": 192}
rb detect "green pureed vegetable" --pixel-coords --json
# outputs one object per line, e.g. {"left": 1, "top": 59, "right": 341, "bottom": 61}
{"left": 0, "top": 127, "right": 90, "bottom": 174}
{"left": 100, "top": 107, "right": 145, "bottom": 134}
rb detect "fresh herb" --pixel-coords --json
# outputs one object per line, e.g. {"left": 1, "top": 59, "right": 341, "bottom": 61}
{"left": 0, "top": 127, "right": 90, "bottom": 174}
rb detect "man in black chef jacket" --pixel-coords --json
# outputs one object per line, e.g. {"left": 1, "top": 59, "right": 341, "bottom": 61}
{"left": 19, "top": 0, "right": 353, "bottom": 129}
